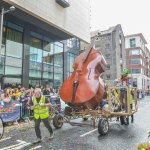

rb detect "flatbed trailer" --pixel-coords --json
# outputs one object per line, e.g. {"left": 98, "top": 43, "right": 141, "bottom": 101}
{"left": 50, "top": 86, "right": 138, "bottom": 135}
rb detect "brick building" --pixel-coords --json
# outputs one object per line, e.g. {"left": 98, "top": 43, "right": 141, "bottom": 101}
{"left": 125, "top": 33, "right": 150, "bottom": 91}
{"left": 90, "top": 24, "right": 126, "bottom": 83}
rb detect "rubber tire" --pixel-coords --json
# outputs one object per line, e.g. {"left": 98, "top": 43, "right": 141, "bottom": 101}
{"left": 53, "top": 114, "right": 63, "bottom": 129}
{"left": 98, "top": 118, "right": 109, "bottom": 135}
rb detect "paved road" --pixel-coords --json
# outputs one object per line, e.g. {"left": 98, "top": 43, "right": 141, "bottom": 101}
{"left": 0, "top": 96, "right": 150, "bottom": 150}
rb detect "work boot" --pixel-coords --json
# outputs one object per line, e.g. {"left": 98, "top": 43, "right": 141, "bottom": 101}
{"left": 33, "top": 138, "right": 42, "bottom": 144}
{"left": 49, "top": 133, "right": 54, "bottom": 140}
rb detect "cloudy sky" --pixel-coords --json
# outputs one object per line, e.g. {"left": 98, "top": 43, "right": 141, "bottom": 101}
{"left": 91, "top": 0, "right": 150, "bottom": 48}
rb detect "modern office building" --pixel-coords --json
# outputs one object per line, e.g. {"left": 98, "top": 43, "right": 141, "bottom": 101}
{"left": 0, "top": 0, "right": 90, "bottom": 88}
{"left": 125, "top": 33, "right": 150, "bottom": 91}
{"left": 90, "top": 24, "right": 126, "bottom": 83}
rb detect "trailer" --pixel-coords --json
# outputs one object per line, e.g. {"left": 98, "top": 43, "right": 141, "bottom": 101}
{"left": 51, "top": 85, "right": 138, "bottom": 135}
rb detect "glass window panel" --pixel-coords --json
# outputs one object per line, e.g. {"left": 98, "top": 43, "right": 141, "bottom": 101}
{"left": 29, "top": 79, "right": 40, "bottom": 87}
{"left": 29, "top": 37, "right": 43, "bottom": 78}
{"left": 43, "top": 72, "right": 53, "bottom": 79}
{"left": 54, "top": 54, "right": 63, "bottom": 67}
{"left": 131, "top": 69, "right": 141, "bottom": 74}
{"left": 5, "top": 56, "right": 22, "bottom": 67}
{"left": 54, "top": 43, "right": 63, "bottom": 67}
{"left": 67, "top": 53, "right": 77, "bottom": 77}
{"left": 29, "top": 70, "right": 41, "bottom": 78}
{"left": 43, "top": 41, "right": 52, "bottom": 52}
{"left": 6, "top": 29, "right": 23, "bottom": 58}
{"left": 43, "top": 64, "right": 53, "bottom": 72}
{"left": 129, "top": 59, "right": 141, "bottom": 65}
{"left": 30, "top": 47, "right": 42, "bottom": 62}
{"left": 130, "top": 38, "right": 136, "bottom": 48}
{"left": 4, "top": 77, "right": 21, "bottom": 84}
{"left": 43, "top": 42, "right": 53, "bottom": 64}
{"left": 70, "top": 55, "right": 74, "bottom": 72}
{"left": 29, "top": 61, "right": 42, "bottom": 70}
{"left": 129, "top": 49, "right": 141, "bottom": 55}
{"left": 0, "top": 56, "right": 4, "bottom": 75}
{"left": 5, "top": 66, "right": 21, "bottom": 75}
{"left": 54, "top": 73, "right": 63, "bottom": 89}
{"left": 2, "top": 27, "right": 6, "bottom": 54}
{"left": 54, "top": 45, "right": 63, "bottom": 54}
{"left": 31, "top": 37, "right": 42, "bottom": 49}
{"left": 54, "top": 42, "right": 63, "bottom": 48}
{"left": 54, "top": 67, "right": 63, "bottom": 73}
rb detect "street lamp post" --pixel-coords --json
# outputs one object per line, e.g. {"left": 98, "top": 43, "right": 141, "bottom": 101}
{"left": 0, "top": 6, "right": 15, "bottom": 55}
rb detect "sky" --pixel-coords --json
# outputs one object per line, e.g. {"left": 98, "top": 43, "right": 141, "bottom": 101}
{"left": 90, "top": 0, "right": 150, "bottom": 48}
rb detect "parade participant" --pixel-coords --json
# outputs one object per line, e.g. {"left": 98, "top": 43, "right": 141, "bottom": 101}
{"left": 29, "top": 88, "right": 54, "bottom": 143}
{"left": 130, "top": 89, "right": 134, "bottom": 123}
{"left": 119, "top": 68, "right": 131, "bottom": 112}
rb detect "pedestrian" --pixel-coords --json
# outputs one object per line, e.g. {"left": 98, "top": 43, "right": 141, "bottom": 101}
{"left": 1, "top": 88, "right": 11, "bottom": 103}
{"left": 29, "top": 88, "right": 54, "bottom": 143}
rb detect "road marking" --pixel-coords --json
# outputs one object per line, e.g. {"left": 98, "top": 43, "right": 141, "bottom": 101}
{"left": 0, "top": 137, "right": 11, "bottom": 142}
{"left": 11, "top": 142, "right": 31, "bottom": 150}
{"left": 0, "top": 140, "right": 30, "bottom": 150}
{"left": 28, "top": 145, "right": 42, "bottom": 150}
{"left": 80, "top": 128, "right": 97, "bottom": 137}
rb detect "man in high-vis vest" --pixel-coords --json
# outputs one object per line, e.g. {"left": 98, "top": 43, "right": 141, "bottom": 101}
{"left": 30, "top": 88, "right": 53, "bottom": 143}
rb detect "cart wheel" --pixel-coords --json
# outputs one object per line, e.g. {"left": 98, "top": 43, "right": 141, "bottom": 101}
{"left": 0, "top": 117, "right": 4, "bottom": 140}
{"left": 53, "top": 114, "right": 63, "bottom": 129}
{"left": 82, "top": 117, "right": 88, "bottom": 121}
{"left": 98, "top": 118, "right": 109, "bottom": 135}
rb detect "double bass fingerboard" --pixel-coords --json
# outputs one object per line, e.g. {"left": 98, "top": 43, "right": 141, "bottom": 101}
{"left": 82, "top": 35, "right": 99, "bottom": 63}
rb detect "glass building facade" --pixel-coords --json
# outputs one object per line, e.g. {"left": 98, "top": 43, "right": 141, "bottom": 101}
{"left": 0, "top": 20, "right": 80, "bottom": 89}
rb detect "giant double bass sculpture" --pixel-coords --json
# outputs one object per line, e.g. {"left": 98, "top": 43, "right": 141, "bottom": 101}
{"left": 59, "top": 36, "right": 107, "bottom": 109}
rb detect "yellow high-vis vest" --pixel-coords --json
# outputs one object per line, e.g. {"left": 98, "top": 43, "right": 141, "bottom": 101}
{"left": 130, "top": 91, "right": 133, "bottom": 105}
{"left": 32, "top": 96, "right": 49, "bottom": 119}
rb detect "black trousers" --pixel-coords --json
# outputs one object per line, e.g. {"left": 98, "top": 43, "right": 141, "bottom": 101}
{"left": 34, "top": 117, "right": 53, "bottom": 139}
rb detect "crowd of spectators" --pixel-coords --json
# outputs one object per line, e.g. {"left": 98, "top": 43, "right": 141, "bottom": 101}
{"left": 0, "top": 83, "right": 59, "bottom": 119}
